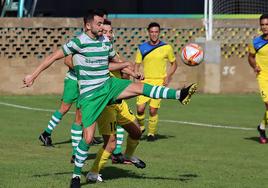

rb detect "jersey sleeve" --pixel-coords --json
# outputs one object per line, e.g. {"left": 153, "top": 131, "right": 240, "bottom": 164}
{"left": 135, "top": 48, "right": 142, "bottom": 64}
{"left": 62, "top": 38, "right": 81, "bottom": 56}
{"left": 248, "top": 42, "right": 256, "bottom": 54}
{"left": 167, "top": 45, "right": 176, "bottom": 63}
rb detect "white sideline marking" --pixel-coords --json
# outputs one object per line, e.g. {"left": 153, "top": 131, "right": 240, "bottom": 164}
{"left": 0, "top": 101, "right": 75, "bottom": 114}
{"left": 159, "top": 119, "right": 255, "bottom": 131}
{"left": 0, "top": 101, "right": 254, "bottom": 131}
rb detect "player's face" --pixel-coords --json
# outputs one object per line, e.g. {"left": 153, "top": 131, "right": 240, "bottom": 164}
{"left": 102, "top": 24, "right": 113, "bottom": 41}
{"left": 148, "top": 26, "right": 160, "bottom": 44}
{"left": 260, "top": 18, "right": 268, "bottom": 35}
{"left": 85, "top": 15, "right": 104, "bottom": 37}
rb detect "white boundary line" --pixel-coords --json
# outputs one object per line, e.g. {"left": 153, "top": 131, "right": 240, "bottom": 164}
{"left": 0, "top": 101, "right": 254, "bottom": 131}
{"left": 159, "top": 119, "right": 254, "bottom": 131}
{"left": 0, "top": 101, "right": 74, "bottom": 114}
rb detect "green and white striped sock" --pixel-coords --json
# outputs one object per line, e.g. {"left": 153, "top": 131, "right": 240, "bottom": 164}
{"left": 143, "top": 83, "right": 179, "bottom": 99}
{"left": 73, "top": 139, "right": 90, "bottom": 178}
{"left": 113, "top": 125, "right": 124, "bottom": 155}
{"left": 44, "top": 110, "right": 62, "bottom": 134}
{"left": 71, "top": 123, "right": 83, "bottom": 155}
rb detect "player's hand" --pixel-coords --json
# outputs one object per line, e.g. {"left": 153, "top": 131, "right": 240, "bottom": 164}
{"left": 254, "top": 66, "right": 261, "bottom": 75}
{"left": 134, "top": 72, "right": 144, "bottom": 80}
{"left": 22, "top": 74, "right": 34, "bottom": 88}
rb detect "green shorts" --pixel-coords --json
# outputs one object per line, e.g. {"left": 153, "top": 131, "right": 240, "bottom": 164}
{"left": 79, "top": 77, "right": 132, "bottom": 128}
{"left": 62, "top": 78, "right": 79, "bottom": 104}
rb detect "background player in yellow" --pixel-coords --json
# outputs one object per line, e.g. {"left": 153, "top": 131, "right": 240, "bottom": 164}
{"left": 135, "top": 22, "right": 177, "bottom": 141}
{"left": 86, "top": 19, "right": 145, "bottom": 183}
{"left": 248, "top": 14, "right": 268, "bottom": 144}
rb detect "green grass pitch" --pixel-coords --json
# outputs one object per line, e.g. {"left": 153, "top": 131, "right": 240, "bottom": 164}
{"left": 0, "top": 94, "right": 267, "bottom": 188}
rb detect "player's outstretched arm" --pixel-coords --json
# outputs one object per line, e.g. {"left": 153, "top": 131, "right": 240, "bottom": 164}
{"left": 121, "top": 67, "right": 144, "bottom": 80}
{"left": 23, "top": 49, "right": 65, "bottom": 87}
{"left": 109, "top": 54, "right": 133, "bottom": 70}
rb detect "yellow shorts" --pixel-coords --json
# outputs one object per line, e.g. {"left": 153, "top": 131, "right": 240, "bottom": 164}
{"left": 97, "top": 100, "right": 136, "bottom": 135}
{"left": 136, "top": 78, "right": 164, "bottom": 108}
{"left": 257, "top": 76, "right": 268, "bottom": 102}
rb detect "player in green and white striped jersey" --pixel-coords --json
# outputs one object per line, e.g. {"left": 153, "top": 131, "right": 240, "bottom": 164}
{"left": 23, "top": 9, "right": 197, "bottom": 188}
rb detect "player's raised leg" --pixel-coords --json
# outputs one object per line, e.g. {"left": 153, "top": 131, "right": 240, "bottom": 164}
{"left": 117, "top": 82, "right": 197, "bottom": 104}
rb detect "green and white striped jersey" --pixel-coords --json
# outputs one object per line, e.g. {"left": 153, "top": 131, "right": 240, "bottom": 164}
{"left": 62, "top": 32, "right": 116, "bottom": 99}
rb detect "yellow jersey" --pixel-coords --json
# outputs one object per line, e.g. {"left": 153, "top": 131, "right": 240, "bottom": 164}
{"left": 135, "top": 41, "right": 176, "bottom": 79}
{"left": 249, "top": 35, "right": 268, "bottom": 77}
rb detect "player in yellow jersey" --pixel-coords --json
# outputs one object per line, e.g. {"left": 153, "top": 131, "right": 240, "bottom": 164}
{"left": 135, "top": 22, "right": 177, "bottom": 141}
{"left": 248, "top": 14, "right": 268, "bottom": 144}
{"left": 86, "top": 19, "right": 145, "bottom": 183}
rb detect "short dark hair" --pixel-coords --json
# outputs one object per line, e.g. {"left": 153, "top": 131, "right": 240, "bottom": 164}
{"left": 260, "top": 14, "right": 268, "bottom": 22}
{"left": 83, "top": 9, "right": 107, "bottom": 24}
{"left": 147, "top": 22, "right": 160, "bottom": 31}
{"left": 103, "top": 19, "right": 112, "bottom": 26}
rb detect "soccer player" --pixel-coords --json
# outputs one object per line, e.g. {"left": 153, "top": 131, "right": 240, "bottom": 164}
{"left": 86, "top": 19, "right": 142, "bottom": 183}
{"left": 101, "top": 19, "right": 133, "bottom": 163}
{"left": 248, "top": 14, "right": 268, "bottom": 144}
{"left": 39, "top": 9, "right": 109, "bottom": 149}
{"left": 135, "top": 22, "right": 178, "bottom": 141}
{"left": 23, "top": 10, "right": 197, "bottom": 188}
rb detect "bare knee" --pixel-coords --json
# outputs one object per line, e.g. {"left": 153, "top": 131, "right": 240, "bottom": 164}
{"left": 149, "top": 107, "right": 158, "bottom": 116}
{"left": 124, "top": 123, "right": 142, "bottom": 140}
{"left": 83, "top": 124, "right": 96, "bottom": 144}
{"left": 137, "top": 105, "right": 145, "bottom": 115}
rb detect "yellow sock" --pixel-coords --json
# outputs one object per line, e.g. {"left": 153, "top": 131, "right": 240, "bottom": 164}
{"left": 90, "top": 147, "right": 111, "bottom": 174}
{"left": 148, "top": 115, "right": 158, "bottom": 136}
{"left": 125, "top": 136, "right": 139, "bottom": 158}
{"left": 136, "top": 113, "right": 145, "bottom": 132}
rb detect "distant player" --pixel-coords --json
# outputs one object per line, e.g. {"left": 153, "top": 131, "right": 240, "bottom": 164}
{"left": 248, "top": 14, "right": 268, "bottom": 144}
{"left": 135, "top": 22, "right": 178, "bottom": 141}
{"left": 23, "top": 9, "right": 197, "bottom": 188}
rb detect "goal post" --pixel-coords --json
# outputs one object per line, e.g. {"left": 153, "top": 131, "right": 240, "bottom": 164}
{"left": 204, "top": 0, "right": 268, "bottom": 41}
{"left": 204, "top": 0, "right": 213, "bottom": 41}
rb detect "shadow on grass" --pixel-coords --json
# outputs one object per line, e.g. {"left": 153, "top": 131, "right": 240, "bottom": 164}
{"left": 244, "top": 137, "right": 259, "bottom": 143}
{"left": 33, "top": 171, "right": 72, "bottom": 177}
{"left": 80, "top": 166, "right": 198, "bottom": 186}
{"left": 33, "top": 167, "right": 198, "bottom": 186}
{"left": 178, "top": 174, "right": 199, "bottom": 182}
{"left": 53, "top": 139, "right": 71, "bottom": 146}
{"left": 140, "top": 134, "right": 175, "bottom": 141}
